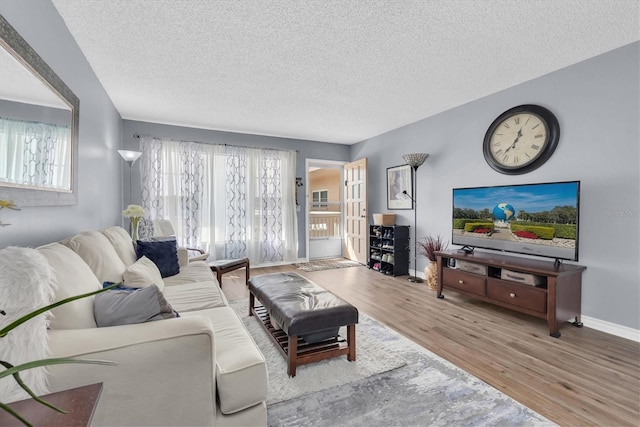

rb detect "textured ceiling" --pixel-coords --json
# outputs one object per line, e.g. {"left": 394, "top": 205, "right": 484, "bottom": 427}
{"left": 51, "top": 0, "right": 639, "bottom": 144}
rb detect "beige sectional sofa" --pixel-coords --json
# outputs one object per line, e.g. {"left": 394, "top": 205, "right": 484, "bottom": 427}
{"left": 37, "top": 226, "right": 267, "bottom": 426}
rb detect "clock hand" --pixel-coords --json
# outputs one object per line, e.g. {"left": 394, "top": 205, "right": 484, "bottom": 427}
{"left": 504, "top": 128, "right": 523, "bottom": 153}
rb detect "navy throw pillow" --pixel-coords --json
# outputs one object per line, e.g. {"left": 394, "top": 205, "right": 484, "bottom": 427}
{"left": 135, "top": 238, "right": 180, "bottom": 278}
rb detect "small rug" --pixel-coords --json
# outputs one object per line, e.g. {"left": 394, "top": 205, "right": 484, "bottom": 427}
{"left": 261, "top": 312, "right": 556, "bottom": 427}
{"left": 293, "top": 258, "right": 361, "bottom": 272}
{"left": 229, "top": 300, "right": 406, "bottom": 405}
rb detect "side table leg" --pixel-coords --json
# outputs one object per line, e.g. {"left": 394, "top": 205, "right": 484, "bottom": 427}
{"left": 216, "top": 270, "right": 223, "bottom": 287}
{"left": 245, "top": 259, "right": 250, "bottom": 286}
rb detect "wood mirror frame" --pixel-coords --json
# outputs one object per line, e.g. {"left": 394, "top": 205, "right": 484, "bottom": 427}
{"left": 0, "top": 14, "right": 79, "bottom": 206}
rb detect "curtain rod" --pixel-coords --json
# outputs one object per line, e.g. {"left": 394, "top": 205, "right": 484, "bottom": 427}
{"left": 133, "top": 133, "right": 299, "bottom": 153}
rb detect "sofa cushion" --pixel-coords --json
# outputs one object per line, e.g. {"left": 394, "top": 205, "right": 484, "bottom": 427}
{"left": 102, "top": 226, "right": 137, "bottom": 266}
{"left": 94, "top": 285, "right": 178, "bottom": 327}
{"left": 37, "top": 243, "right": 101, "bottom": 329}
{"left": 163, "top": 281, "right": 227, "bottom": 312}
{"left": 181, "top": 307, "right": 267, "bottom": 415}
{"left": 163, "top": 261, "right": 218, "bottom": 287}
{"left": 123, "top": 256, "right": 165, "bottom": 291}
{"left": 136, "top": 239, "right": 180, "bottom": 278}
{"left": 65, "top": 230, "right": 127, "bottom": 284}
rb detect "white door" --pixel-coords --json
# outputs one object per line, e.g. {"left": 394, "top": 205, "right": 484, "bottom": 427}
{"left": 344, "top": 158, "right": 368, "bottom": 264}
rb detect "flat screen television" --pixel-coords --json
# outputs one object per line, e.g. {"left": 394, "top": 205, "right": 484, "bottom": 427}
{"left": 452, "top": 181, "right": 580, "bottom": 261}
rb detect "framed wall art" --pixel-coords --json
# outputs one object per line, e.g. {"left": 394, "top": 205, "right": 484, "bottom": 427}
{"left": 387, "top": 164, "right": 413, "bottom": 210}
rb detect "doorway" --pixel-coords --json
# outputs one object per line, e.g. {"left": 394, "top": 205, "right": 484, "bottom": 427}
{"left": 306, "top": 160, "right": 345, "bottom": 260}
{"left": 305, "top": 158, "right": 368, "bottom": 263}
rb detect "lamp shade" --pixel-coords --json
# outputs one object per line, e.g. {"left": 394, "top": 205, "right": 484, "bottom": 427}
{"left": 118, "top": 150, "right": 142, "bottom": 164}
{"left": 403, "top": 153, "right": 429, "bottom": 168}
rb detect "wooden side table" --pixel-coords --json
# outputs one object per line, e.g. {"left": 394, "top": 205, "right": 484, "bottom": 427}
{"left": 208, "top": 258, "right": 250, "bottom": 287}
{"left": 0, "top": 383, "right": 103, "bottom": 427}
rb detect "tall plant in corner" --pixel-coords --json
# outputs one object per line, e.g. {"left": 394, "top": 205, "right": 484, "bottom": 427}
{"left": 0, "top": 199, "right": 116, "bottom": 426}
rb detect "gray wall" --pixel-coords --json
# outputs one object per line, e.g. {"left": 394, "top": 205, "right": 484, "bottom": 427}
{"left": 121, "top": 120, "right": 351, "bottom": 258}
{"left": 2, "top": 0, "right": 637, "bottom": 331}
{"left": 0, "top": 0, "right": 123, "bottom": 247}
{"left": 0, "top": 99, "right": 71, "bottom": 126}
{"left": 351, "top": 42, "right": 640, "bottom": 330}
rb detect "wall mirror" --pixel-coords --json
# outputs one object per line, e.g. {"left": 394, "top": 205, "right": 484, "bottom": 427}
{"left": 0, "top": 14, "right": 79, "bottom": 206}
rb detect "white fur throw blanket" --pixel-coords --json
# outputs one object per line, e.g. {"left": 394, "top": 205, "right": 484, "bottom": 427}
{"left": 0, "top": 246, "right": 55, "bottom": 403}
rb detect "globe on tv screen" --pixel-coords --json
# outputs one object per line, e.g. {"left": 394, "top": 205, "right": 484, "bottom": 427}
{"left": 452, "top": 181, "right": 580, "bottom": 261}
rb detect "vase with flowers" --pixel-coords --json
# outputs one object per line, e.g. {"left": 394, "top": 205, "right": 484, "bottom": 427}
{"left": 417, "top": 235, "right": 448, "bottom": 291}
{"left": 122, "top": 204, "right": 145, "bottom": 243}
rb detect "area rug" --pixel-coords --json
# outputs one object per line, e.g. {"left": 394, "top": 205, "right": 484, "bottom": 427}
{"left": 229, "top": 300, "right": 406, "bottom": 405}
{"left": 253, "top": 310, "right": 556, "bottom": 427}
{"left": 293, "top": 258, "right": 361, "bottom": 272}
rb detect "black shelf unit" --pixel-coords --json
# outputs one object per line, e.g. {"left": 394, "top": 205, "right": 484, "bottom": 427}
{"left": 368, "top": 225, "right": 410, "bottom": 276}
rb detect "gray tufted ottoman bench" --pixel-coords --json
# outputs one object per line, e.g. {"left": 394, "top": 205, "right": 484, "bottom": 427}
{"left": 248, "top": 272, "right": 358, "bottom": 377}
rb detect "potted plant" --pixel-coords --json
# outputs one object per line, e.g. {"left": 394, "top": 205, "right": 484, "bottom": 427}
{"left": 1, "top": 287, "right": 117, "bottom": 425}
{"left": 0, "top": 199, "right": 116, "bottom": 426}
{"left": 417, "top": 235, "right": 448, "bottom": 290}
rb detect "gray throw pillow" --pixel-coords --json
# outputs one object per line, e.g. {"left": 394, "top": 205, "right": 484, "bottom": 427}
{"left": 94, "top": 285, "right": 178, "bottom": 327}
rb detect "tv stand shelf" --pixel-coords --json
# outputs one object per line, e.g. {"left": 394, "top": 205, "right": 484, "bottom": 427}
{"left": 435, "top": 250, "right": 586, "bottom": 337}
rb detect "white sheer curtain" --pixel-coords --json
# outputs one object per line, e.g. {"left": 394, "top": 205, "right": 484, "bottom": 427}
{"left": 0, "top": 117, "right": 71, "bottom": 189}
{"left": 139, "top": 136, "right": 298, "bottom": 264}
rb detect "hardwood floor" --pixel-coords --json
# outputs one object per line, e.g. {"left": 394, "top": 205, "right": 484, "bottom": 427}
{"left": 220, "top": 264, "right": 640, "bottom": 426}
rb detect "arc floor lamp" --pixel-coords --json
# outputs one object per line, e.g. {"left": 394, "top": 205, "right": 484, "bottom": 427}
{"left": 118, "top": 149, "right": 142, "bottom": 206}
{"left": 402, "top": 153, "right": 429, "bottom": 283}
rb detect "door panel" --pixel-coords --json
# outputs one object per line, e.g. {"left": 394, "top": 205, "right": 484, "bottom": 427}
{"left": 343, "top": 158, "right": 368, "bottom": 264}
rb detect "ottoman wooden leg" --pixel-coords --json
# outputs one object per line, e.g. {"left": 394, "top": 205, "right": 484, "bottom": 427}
{"left": 288, "top": 335, "right": 298, "bottom": 377}
{"left": 347, "top": 324, "right": 356, "bottom": 362}
{"left": 249, "top": 292, "right": 255, "bottom": 317}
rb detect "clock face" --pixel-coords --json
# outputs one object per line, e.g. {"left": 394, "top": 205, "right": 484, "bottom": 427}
{"left": 483, "top": 105, "right": 560, "bottom": 175}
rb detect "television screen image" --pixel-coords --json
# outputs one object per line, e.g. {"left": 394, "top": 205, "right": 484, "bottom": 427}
{"left": 452, "top": 181, "right": 580, "bottom": 261}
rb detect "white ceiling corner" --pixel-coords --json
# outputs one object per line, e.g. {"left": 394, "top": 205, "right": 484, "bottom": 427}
{"left": 51, "top": 0, "right": 640, "bottom": 144}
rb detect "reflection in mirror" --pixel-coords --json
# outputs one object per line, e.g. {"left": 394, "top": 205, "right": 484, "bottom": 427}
{"left": 0, "top": 14, "right": 79, "bottom": 206}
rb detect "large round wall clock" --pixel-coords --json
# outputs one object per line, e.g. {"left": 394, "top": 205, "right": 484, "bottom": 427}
{"left": 483, "top": 104, "right": 560, "bottom": 175}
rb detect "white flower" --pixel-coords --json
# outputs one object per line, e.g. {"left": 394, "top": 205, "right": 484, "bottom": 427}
{"left": 123, "top": 204, "right": 145, "bottom": 218}
{"left": 0, "top": 199, "right": 19, "bottom": 227}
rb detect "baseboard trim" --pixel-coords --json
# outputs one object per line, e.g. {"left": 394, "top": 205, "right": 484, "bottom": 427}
{"left": 580, "top": 315, "right": 640, "bottom": 342}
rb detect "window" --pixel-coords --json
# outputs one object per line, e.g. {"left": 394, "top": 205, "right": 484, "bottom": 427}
{"left": 312, "top": 189, "right": 328, "bottom": 209}
{"left": 139, "top": 136, "right": 298, "bottom": 263}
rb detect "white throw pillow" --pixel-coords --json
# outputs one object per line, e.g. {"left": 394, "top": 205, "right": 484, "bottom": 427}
{"left": 123, "top": 256, "right": 165, "bottom": 291}
{"left": 66, "top": 230, "right": 127, "bottom": 283}
{"left": 0, "top": 247, "right": 54, "bottom": 403}
{"left": 102, "top": 226, "right": 137, "bottom": 266}
{"left": 37, "top": 243, "right": 101, "bottom": 329}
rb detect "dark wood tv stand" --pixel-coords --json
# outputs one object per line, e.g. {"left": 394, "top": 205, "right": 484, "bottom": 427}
{"left": 435, "top": 250, "right": 586, "bottom": 337}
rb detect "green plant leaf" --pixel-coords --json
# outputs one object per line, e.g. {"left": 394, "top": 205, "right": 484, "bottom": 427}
{"left": 0, "top": 283, "right": 120, "bottom": 338}
{"left": 0, "top": 358, "right": 115, "bottom": 379}
{"left": 0, "top": 401, "right": 32, "bottom": 427}
{"left": 0, "top": 361, "right": 67, "bottom": 414}
{"left": 0, "top": 280, "right": 119, "bottom": 426}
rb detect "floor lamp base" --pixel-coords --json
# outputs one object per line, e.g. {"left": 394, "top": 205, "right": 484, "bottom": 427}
{"left": 407, "top": 276, "right": 424, "bottom": 283}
